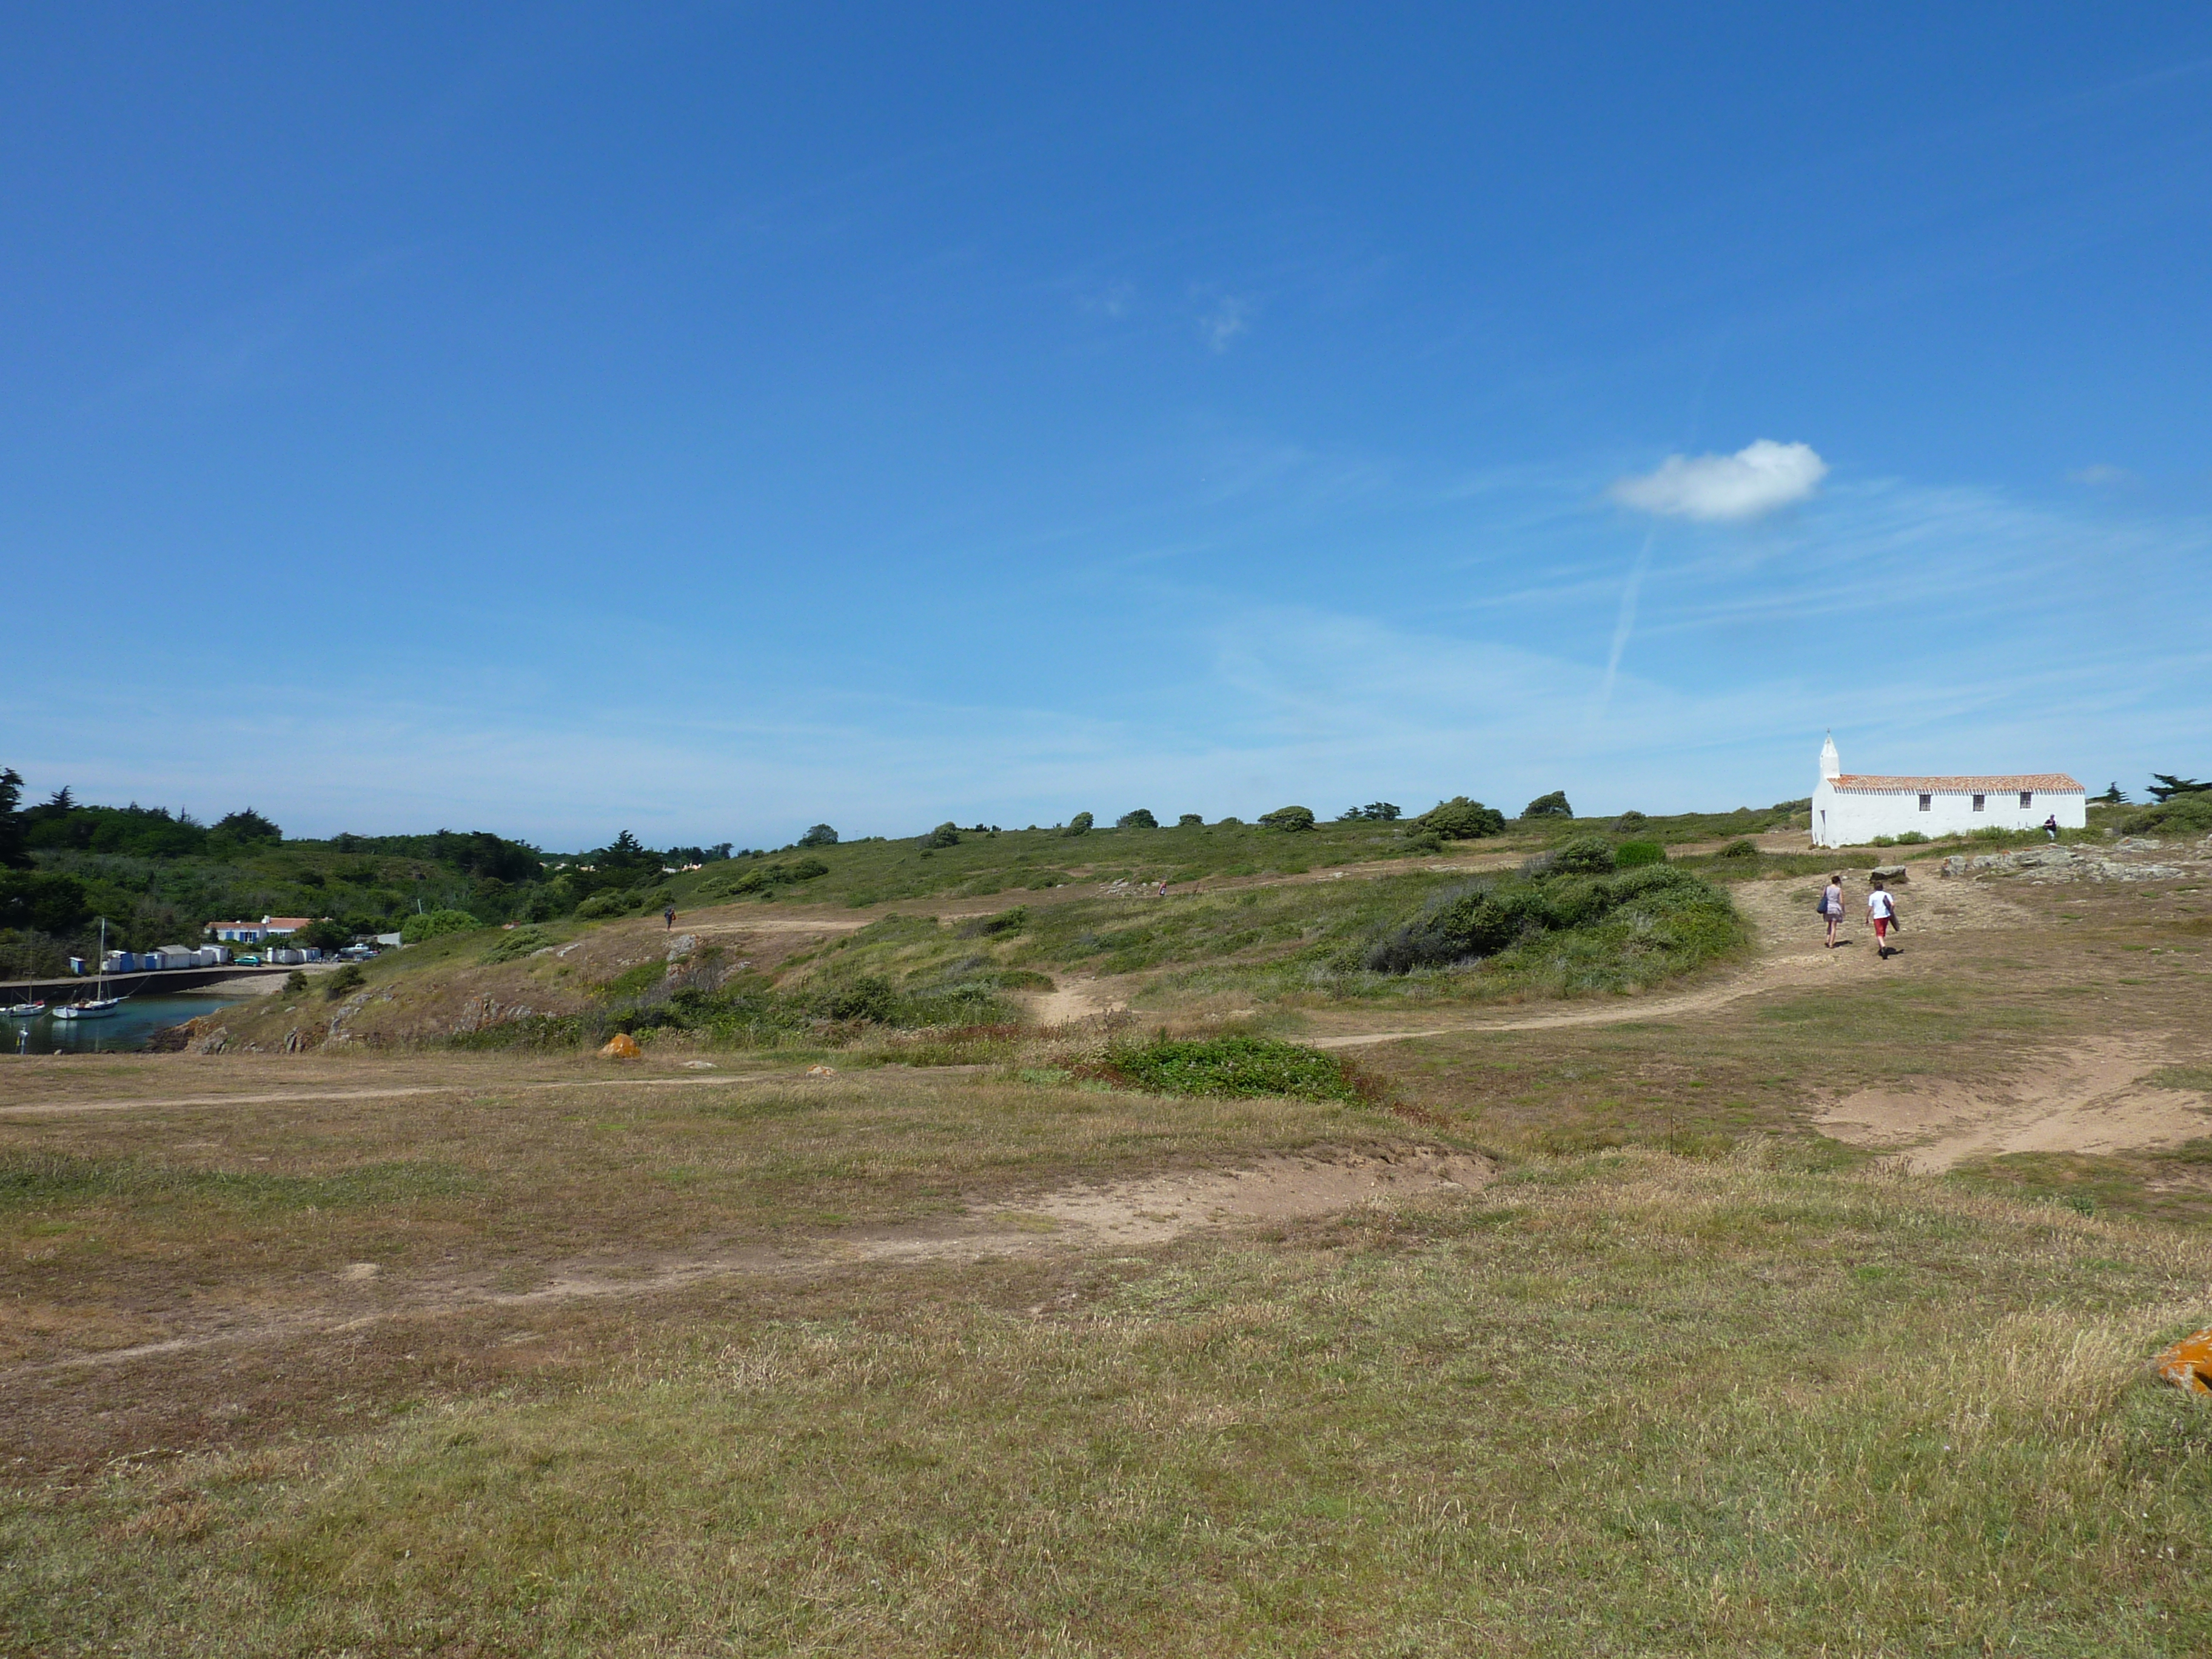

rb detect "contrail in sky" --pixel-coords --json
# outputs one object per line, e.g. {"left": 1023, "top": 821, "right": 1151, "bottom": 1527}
{"left": 1592, "top": 530, "right": 1655, "bottom": 723}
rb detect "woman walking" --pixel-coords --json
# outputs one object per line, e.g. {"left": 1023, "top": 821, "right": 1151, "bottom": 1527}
{"left": 1823, "top": 873, "right": 1845, "bottom": 948}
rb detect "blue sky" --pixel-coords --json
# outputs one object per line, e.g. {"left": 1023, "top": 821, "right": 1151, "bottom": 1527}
{"left": 5, "top": 4, "right": 2208, "bottom": 849}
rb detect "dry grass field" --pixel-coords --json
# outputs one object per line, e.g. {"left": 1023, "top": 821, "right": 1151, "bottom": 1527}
{"left": 5, "top": 837, "right": 2212, "bottom": 1654}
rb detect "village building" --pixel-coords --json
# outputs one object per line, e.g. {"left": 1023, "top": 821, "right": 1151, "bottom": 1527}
{"left": 205, "top": 915, "right": 317, "bottom": 943}
{"left": 1810, "top": 734, "right": 2085, "bottom": 848}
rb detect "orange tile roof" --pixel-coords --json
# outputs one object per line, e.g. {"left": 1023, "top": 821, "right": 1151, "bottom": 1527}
{"left": 1829, "top": 774, "right": 2083, "bottom": 794}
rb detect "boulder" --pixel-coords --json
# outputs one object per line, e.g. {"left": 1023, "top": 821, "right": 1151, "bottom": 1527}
{"left": 1869, "top": 864, "right": 1908, "bottom": 884}
{"left": 598, "top": 1032, "right": 642, "bottom": 1059}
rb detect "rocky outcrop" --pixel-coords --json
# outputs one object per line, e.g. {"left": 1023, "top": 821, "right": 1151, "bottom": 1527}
{"left": 1941, "top": 843, "right": 2187, "bottom": 882}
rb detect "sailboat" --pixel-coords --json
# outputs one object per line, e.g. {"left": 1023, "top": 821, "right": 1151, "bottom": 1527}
{"left": 2, "top": 999, "right": 45, "bottom": 1019}
{"left": 52, "top": 919, "right": 123, "bottom": 1021}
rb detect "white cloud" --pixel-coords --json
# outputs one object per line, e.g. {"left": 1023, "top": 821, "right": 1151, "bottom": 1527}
{"left": 1610, "top": 439, "right": 1828, "bottom": 521}
{"left": 2066, "top": 463, "right": 2136, "bottom": 486}
{"left": 1199, "top": 295, "right": 1250, "bottom": 353}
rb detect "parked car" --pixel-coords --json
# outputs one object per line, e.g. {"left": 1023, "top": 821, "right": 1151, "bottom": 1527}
{"left": 338, "top": 944, "right": 379, "bottom": 960}
{"left": 233, "top": 954, "right": 261, "bottom": 967}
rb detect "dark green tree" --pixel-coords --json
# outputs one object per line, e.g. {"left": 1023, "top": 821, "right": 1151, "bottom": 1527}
{"left": 0, "top": 768, "right": 25, "bottom": 869}
{"left": 2092, "top": 782, "right": 2128, "bottom": 805}
{"left": 1522, "top": 790, "right": 1573, "bottom": 819}
{"left": 1176, "top": 813, "right": 1204, "bottom": 826}
{"left": 924, "top": 822, "right": 962, "bottom": 848}
{"left": 1116, "top": 809, "right": 1159, "bottom": 830}
{"left": 2148, "top": 774, "right": 2210, "bottom": 802}
{"left": 1258, "top": 805, "right": 1316, "bottom": 833}
{"left": 1063, "top": 812, "right": 1094, "bottom": 837}
{"left": 212, "top": 808, "right": 283, "bottom": 843}
{"left": 799, "top": 824, "right": 839, "bottom": 846}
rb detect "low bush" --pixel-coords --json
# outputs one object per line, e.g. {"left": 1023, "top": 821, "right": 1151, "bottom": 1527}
{"left": 1718, "top": 838, "right": 1759, "bottom": 859}
{"left": 478, "top": 927, "right": 554, "bottom": 964}
{"left": 399, "top": 909, "right": 483, "bottom": 943}
{"left": 954, "top": 906, "right": 1028, "bottom": 939}
{"left": 1615, "top": 840, "right": 1666, "bottom": 868}
{"left": 1064, "top": 813, "right": 1094, "bottom": 837}
{"left": 1364, "top": 865, "right": 1734, "bottom": 977}
{"left": 1116, "top": 809, "right": 1159, "bottom": 830}
{"left": 1544, "top": 836, "right": 1617, "bottom": 876}
{"left": 1176, "top": 813, "right": 1204, "bottom": 826}
{"left": 924, "top": 822, "right": 962, "bottom": 849}
{"left": 1094, "top": 1034, "right": 1363, "bottom": 1103}
{"left": 2122, "top": 794, "right": 2212, "bottom": 837}
{"left": 322, "top": 964, "right": 366, "bottom": 1001}
{"left": 1258, "top": 805, "right": 1316, "bottom": 833}
{"left": 1416, "top": 797, "right": 1504, "bottom": 840}
{"left": 1522, "top": 790, "right": 1573, "bottom": 818}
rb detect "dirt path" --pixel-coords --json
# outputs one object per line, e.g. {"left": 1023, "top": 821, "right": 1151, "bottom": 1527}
{"left": 5, "top": 1145, "right": 1488, "bottom": 1377}
{"left": 1814, "top": 1036, "right": 2212, "bottom": 1171}
{"left": 1311, "top": 866, "right": 2035, "bottom": 1049}
{"left": 0, "top": 1069, "right": 779, "bottom": 1119}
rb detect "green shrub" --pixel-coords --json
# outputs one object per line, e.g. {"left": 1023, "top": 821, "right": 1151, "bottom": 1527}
{"left": 1545, "top": 836, "right": 1617, "bottom": 876}
{"left": 1615, "top": 840, "right": 1665, "bottom": 868}
{"left": 1522, "top": 790, "right": 1573, "bottom": 819}
{"left": 1258, "top": 805, "right": 1316, "bottom": 833}
{"left": 1064, "top": 813, "right": 1093, "bottom": 837}
{"left": 1176, "top": 813, "right": 1203, "bottom": 827}
{"left": 955, "top": 906, "right": 1028, "bottom": 939}
{"left": 799, "top": 824, "right": 838, "bottom": 847}
{"left": 479, "top": 927, "right": 553, "bottom": 964}
{"left": 924, "top": 822, "right": 962, "bottom": 849}
{"left": 400, "top": 908, "right": 483, "bottom": 943}
{"left": 283, "top": 970, "right": 309, "bottom": 994}
{"left": 1416, "top": 797, "right": 1504, "bottom": 840}
{"left": 1101, "top": 1035, "right": 1362, "bottom": 1103}
{"left": 1613, "top": 810, "right": 1647, "bottom": 831}
{"left": 1116, "top": 809, "right": 1158, "bottom": 830}
{"left": 2121, "top": 794, "right": 2212, "bottom": 837}
{"left": 323, "top": 964, "right": 366, "bottom": 1000}
{"left": 1718, "top": 838, "right": 1759, "bottom": 859}
{"left": 575, "top": 892, "right": 630, "bottom": 919}
{"left": 1894, "top": 831, "right": 1929, "bottom": 845}
{"left": 1366, "top": 865, "right": 1729, "bottom": 976}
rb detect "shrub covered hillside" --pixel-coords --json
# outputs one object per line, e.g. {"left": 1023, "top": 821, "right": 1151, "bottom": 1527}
{"left": 0, "top": 768, "right": 736, "bottom": 979}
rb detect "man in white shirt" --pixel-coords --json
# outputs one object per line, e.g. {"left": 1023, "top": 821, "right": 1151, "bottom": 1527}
{"left": 1867, "top": 879, "right": 1899, "bottom": 959}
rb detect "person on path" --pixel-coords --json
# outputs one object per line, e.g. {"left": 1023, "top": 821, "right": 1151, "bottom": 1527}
{"left": 2043, "top": 813, "right": 2060, "bottom": 842}
{"left": 1867, "top": 878, "right": 1899, "bottom": 959}
{"left": 1823, "top": 874, "right": 1845, "bottom": 948}
{"left": 663, "top": 905, "right": 676, "bottom": 930}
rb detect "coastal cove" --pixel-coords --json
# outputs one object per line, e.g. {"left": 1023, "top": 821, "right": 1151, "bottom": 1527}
{"left": 2, "top": 993, "right": 247, "bottom": 1056}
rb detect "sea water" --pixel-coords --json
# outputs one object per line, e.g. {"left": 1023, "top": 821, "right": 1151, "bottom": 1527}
{"left": 4, "top": 994, "right": 249, "bottom": 1056}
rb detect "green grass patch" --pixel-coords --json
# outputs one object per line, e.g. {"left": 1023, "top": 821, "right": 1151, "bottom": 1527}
{"left": 1093, "top": 1035, "right": 1366, "bottom": 1103}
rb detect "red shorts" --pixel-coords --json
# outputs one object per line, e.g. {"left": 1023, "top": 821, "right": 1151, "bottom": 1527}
{"left": 1872, "top": 917, "right": 1889, "bottom": 939}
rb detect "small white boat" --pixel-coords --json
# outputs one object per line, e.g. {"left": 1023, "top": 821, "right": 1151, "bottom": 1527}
{"left": 3, "top": 1000, "right": 45, "bottom": 1018}
{"left": 52, "top": 919, "right": 124, "bottom": 1020}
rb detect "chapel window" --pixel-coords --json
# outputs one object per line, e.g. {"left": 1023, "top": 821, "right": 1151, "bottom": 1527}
{"left": 1918, "top": 794, "right": 1931, "bottom": 811}
{"left": 2019, "top": 791, "right": 2033, "bottom": 807}
{"left": 1972, "top": 794, "right": 1985, "bottom": 811}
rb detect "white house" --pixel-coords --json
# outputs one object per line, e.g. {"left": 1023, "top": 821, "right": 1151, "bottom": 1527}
{"left": 1809, "top": 734, "right": 2086, "bottom": 848}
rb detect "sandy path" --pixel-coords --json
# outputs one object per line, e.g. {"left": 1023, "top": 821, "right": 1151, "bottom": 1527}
{"left": 5, "top": 1146, "right": 1487, "bottom": 1376}
{"left": 0, "top": 1069, "right": 780, "bottom": 1119}
{"left": 1311, "top": 866, "right": 2034, "bottom": 1049}
{"left": 1814, "top": 1036, "right": 2212, "bottom": 1171}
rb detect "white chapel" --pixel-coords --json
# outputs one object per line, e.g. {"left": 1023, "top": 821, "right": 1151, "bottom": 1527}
{"left": 1808, "top": 734, "right": 2086, "bottom": 848}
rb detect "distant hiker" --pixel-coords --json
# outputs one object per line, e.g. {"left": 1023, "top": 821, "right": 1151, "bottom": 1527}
{"left": 663, "top": 905, "right": 676, "bottom": 930}
{"left": 2043, "top": 814, "right": 2060, "bottom": 842}
{"left": 1868, "top": 878, "right": 1898, "bottom": 959}
{"left": 1158, "top": 880, "right": 1168, "bottom": 897}
{"left": 1823, "top": 874, "right": 1845, "bottom": 948}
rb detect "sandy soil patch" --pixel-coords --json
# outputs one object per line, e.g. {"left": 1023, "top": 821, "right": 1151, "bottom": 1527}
{"left": 8, "top": 1145, "right": 1489, "bottom": 1377}
{"left": 1815, "top": 1037, "right": 2212, "bottom": 1172}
